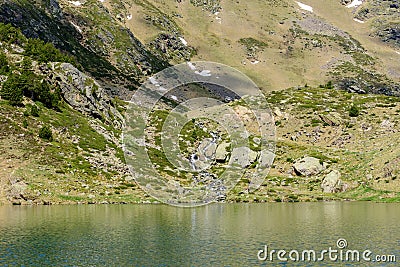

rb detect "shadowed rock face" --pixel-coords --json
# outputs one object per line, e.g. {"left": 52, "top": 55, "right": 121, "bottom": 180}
{"left": 41, "top": 62, "right": 124, "bottom": 128}
{"left": 0, "top": 0, "right": 169, "bottom": 96}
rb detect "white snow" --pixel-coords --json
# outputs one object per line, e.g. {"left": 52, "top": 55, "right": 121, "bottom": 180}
{"left": 353, "top": 18, "right": 364, "bottom": 23}
{"left": 70, "top": 22, "right": 82, "bottom": 33}
{"left": 127, "top": 14, "right": 132, "bottom": 20}
{"left": 251, "top": 60, "right": 260, "bottom": 65}
{"left": 179, "top": 37, "right": 188, "bottom": 46}
{"left": 149, "top": 77, "right": 160, "bottom": 86}
{"left": 295, "top": 1, "right": 313, "bottom": 12}
{"left": 396, "top": 51, "right": 400, "bottom": 55}
{"left": 99, "top": 0, "right": 105, "bottom": 2}
{"left": 158, "top": 86, "right": 167, "bottom": 92}
{"left": 347, "top": 0, "right": 363, "bottom": 8}
{"left": 68, "top": 1, "right": 82, "bottom": 6}
{"left": 195, "top": 70, "right": 212, "bottom": 77}
{"left": 187, "top": 62, "right": 196, "bottom": 70}
{"left": 170, "top": 95, "right": 178, "bottom": 101}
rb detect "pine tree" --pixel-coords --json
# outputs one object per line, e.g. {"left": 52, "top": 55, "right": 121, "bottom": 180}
{"left": 0, "top": 73, "right": 23, "bottom": 105}
{"left": 0, "top": 52, "right": 9, "bottom": 75}
{"left": 39, "top": 125, "right": 53, "bottom": 141}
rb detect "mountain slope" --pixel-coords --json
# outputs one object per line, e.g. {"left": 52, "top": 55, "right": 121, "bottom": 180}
{"left": 0, "top": 0, "right": 400, "bottom": 204}
{"left": 117, "top": 0, "right": 399, "bottom": 94}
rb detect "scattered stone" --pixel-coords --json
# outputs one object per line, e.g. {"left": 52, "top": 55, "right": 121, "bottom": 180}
{"left": 273, "top": 107, "right": 283, "bottom": 117}
{"left": 380, "top": 119, "right": 395, "bottom": 129}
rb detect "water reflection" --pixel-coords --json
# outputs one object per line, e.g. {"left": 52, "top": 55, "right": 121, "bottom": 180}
{"left": 0, "top": 203, "right": 399, "bottom": 266}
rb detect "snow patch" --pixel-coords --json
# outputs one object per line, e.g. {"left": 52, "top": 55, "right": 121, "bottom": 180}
{"left": 187, "top": 62, "right": 196, "bottom": 70}
{"left": 396, "top": 51, "right": 400, "bottom": 55}
{"left": 149, "top": 77, "right": 160, "bottom": 86}
{"left": 170, "top": 95, "right": 178, "bottom": 101}
{"left": 99, "top": 0, "right": 105, "bottom": 2}
{"left": 127, "top": 14, "right": 132, "bottom": 20}
{"left": 353, "top": 18, "right": 364, "bottom": 23}
{"left": 195, "top": 70, "right": 212, "bottom": 77}
{"left": 295, "top": 1, "right": 313, "bottom": 12}
{"left": 346, "top": 0, "right": 363, "bottom": 8}
{"left": 70, "top": 22, "right": 82, "bottom": 33}
{"left": 68, "top": 1, "right": 82, "bottom": 6}
{"left": 179, "top": 37, "right": 188, "bottom": 46}
{"left": 251, "top": 60, "right": 260, "bottom": 65}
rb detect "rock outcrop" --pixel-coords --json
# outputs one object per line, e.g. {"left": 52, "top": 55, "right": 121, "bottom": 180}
{"left": 319, "top": 113, "right": 342, "bottom": 126}
{"left": 40, "top": 62, "right": 124, "bottom": 129}
{"left": 0, "top": 0, "right": 167, "bottom": 88}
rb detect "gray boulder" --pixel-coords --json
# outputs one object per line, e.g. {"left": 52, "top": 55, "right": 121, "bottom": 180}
{"left": 215, "top": 142, "right": 230, "bottom": 162}
{"left": 230, "top": 147, "right": 258, "bottom": 168}
{"left": 293, "top": 156, "right": 324, "bottom": 176}
{"left": 321, "top": 170, "right": 344, "bottom": 193}
{"left": 258, "top": 150, "right": 275, "bottom": 168}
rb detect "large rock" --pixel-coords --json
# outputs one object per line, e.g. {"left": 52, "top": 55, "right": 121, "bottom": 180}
{"left": 230, "top": 147, "right": 258, "bottom": 168}
{"left": 321, "top": 170, "right": 344, "bottom": 193}
{"left": 319, "top": 112, "right": 342, "bottom": 126}
{"left": 293, "top": 157, "right": 324, "bottom": 176}
{"left": 258, "top": 150, "right": 275, "bottom": 168}
{"left": 215, "top": 142, "right": 230, "bottom": 162}
{"left": 7, "top": 178, "right": 28, "bottom": 204}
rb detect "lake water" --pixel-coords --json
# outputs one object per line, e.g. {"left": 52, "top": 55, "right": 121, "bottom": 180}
{"left": 0, "top": 202, "right": 398, "bottom": 266}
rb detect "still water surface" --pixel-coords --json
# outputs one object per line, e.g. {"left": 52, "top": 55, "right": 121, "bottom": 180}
{"left": 0, "top": 202, "right": 399, "bottom": 266}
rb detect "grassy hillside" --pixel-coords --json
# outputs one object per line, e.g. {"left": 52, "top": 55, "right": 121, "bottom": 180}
{"left": 0, "top": 23, "right": 146, "bottom": 204}
{"left": 1, "top": 1, "right": 400, "bottom": 204}
{"left": 106, "top": 0, "right": 399, "bottom": 94}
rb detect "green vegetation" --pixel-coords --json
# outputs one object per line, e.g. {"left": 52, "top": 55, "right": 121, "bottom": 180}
{"left": 0, "top": 23, "right": 26, "bottom": 44}
{"left": 30, "top": 105, "right": 39, "bottom": 117}
{"left": 39, "top": 125, "right": 53, "bottom": 141}
{"left": 24, "top": 38, "right": 76, "bottom": 64}
{"left": 349, "top": 105, "right": 360, "bottom": 117}
{"left": 0, "top": 71, "right": 61, "bottom": 108}
{"left": 0, "top": 23, "right": 64, "bottom": 109}
{"left": 22, "top": 119, "right": 28, "bottom": 128}
{"left": 0, "top": 73, "right": 24, "bottom": 105}
{"left": 1, "top": 0, "right": 400, "bottom": 205}
{"left": 0, "top": 52, "right": 10, "bottom": 74}
{"left": 238, "top": 37, "right": 268, "bottom": 55}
